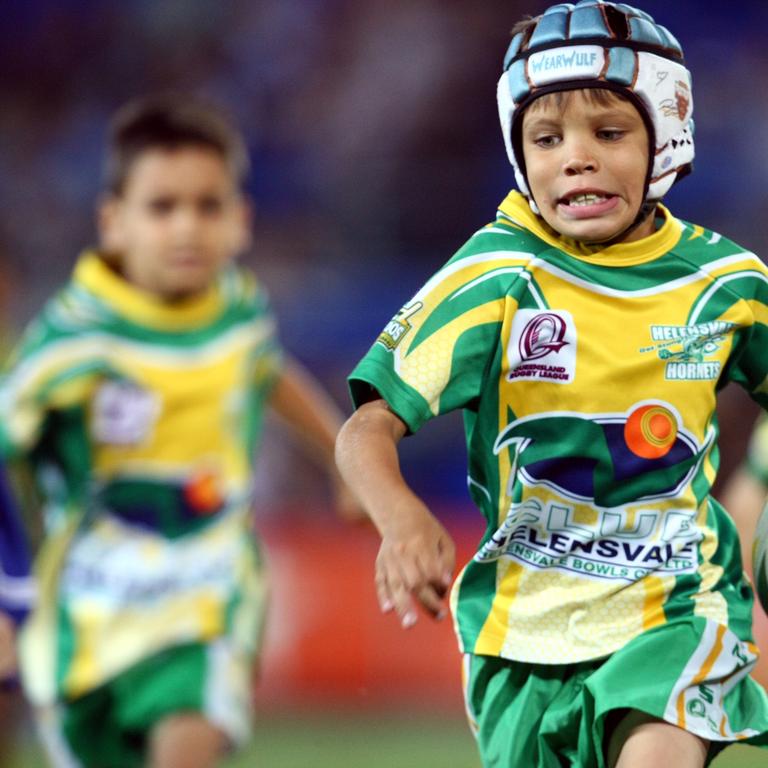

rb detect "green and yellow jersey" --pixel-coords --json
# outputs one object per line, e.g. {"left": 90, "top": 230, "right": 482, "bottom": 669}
{"left": 350, "top": 191, "right": 768, "bottom": 665}
{"left": 0, "top": 252, "right": 281, "bottom": 703}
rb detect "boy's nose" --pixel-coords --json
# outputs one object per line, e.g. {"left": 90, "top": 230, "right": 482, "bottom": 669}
{"left": 173, "top": 207, "right": 202, "bottom": 235}
{"left": 563, "top": 146, "right": 597, "bottom": 175}
{"left": 564, "top": 157, "right": 597, "bottom": 175}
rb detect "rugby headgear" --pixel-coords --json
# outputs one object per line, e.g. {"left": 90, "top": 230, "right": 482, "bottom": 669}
{"left": 498, "top": 1, "right": 694, "bottom": 208}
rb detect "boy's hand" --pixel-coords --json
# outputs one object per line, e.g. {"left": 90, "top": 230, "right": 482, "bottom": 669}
{"left": 0, "top": 612, "right": 17, "bottom": 679}
{"left": 375, "top": 502, "right": 455, "bottom": 628}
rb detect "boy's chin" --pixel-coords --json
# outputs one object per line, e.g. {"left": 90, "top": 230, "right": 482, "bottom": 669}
{"left": 157, "top": 269, "right": 217, "bottom": 299}
{"left": 154, "top": 276, "right": 213, "bottom": 301}
{"left": 563, "top": 224, "right": 624, "bottom": 244}
{"left": 545, "top": 213, "right": 632, "bottom": 245}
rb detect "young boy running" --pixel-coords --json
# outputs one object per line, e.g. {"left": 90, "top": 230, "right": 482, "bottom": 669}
{"left": 336, "top": 2, "right": 768, "bottom": 766}
{"left": 0, "top": 95, "right": 358, "bottom": 768}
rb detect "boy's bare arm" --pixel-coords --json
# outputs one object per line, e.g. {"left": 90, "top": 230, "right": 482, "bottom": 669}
{"left": 267, "top": 355, "right": 362, "bottom": 520}
{"left": 335, "top": 399, "right": 455, "bottom": 627}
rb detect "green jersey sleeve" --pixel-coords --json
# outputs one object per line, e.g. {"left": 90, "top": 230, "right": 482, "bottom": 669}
{"left": 0, "top": 305, "right": 103, "bottom": 459}
{"left": 721, "top": 261, "right": 768, "bottom": 409}
{"left": 349, "top": 241, "right": 528, "bottom": 432}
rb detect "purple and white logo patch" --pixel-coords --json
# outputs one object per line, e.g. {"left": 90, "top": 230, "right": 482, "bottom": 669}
{"left": 91, "top": 379, "right": 160, "bottom": 445}
{"left": 518, "top": 312, "right": 569, "bottom": 361}
{"left": 507, "top": 309, "right": 577, "bottom": 384}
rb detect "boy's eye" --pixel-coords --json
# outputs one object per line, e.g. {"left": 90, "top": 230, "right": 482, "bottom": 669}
{"left": 146, "top": 197, "right": 175, "bottom": 216}
{"left": 597, "top": 128, "right": 625, "bottom": 141}
{"left": 198, "top": 196, "right": 224, "bottom": 215}
{"left": 533, "top": 134, "right": 561, "bottom": 148}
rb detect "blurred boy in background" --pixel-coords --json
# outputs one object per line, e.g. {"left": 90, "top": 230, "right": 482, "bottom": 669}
{"left": 0, "top": 95, "right": 358, "bottom": 768}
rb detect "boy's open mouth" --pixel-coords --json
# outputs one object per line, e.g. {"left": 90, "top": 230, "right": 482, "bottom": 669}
{"left": 559, "top": 191, "right": 616, "bottom": 207}
{"left": 556, "top": 191, "right": 620, "bottom": 218}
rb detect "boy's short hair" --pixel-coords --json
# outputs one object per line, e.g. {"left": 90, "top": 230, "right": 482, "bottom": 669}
{"left": 104, "top": 94, "right": 250, "bottom": 195}
{"left": 524, "top": 87, "right": 630, "bottom": 116}
{"left": 510, "top": 17, "right": 536, "bottom": 41}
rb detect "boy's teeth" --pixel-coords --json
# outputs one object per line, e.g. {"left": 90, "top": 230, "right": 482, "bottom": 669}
{"left": 567, "top": 193, "right": 608, "bottom": 206}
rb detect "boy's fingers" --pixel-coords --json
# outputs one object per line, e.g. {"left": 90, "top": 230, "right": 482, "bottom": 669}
{"left": 388, "top": 577, "right": 418, "bottom": 627}
{"left": 396, "top": 556, "right": 424, "bottom": 594}
{"left": 374, "top": 570, "right": 394, "bottom": 613}
{"left": 438, "top": 535, "right": 456, "bottom": 571}
{"left": 416, "top": 541, "right": 454, "bottom": 596}
{"left": 394, "top": 559, "right": 450, "bottom": 622}
{"left": 376, "top": 538, "right": 454, "bottom": 628}
{"left": 416, "top": 584, "right": 448, "bottom": 619}
{"left": 418, "top": 548, "right": 454, "bottom": 594}
{"left": 376, "top": 563, "right": 418, "bottom": 627}
{"left": 378, "top": 577, "right": 446, "bottom": 626}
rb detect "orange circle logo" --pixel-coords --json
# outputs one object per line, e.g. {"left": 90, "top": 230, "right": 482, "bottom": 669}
{"left": 624, "top": 403, "right": 678, "bottom": 459}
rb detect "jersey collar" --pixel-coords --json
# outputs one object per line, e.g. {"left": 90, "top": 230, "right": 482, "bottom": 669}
{"left": 73, "top": 251, "right": 224, "bottom": 330}
{"left": 498, "top": 191, "right": 683, "bottom": 266}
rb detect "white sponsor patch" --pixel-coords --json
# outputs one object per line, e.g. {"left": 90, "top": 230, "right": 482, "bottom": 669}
{"left": 60, "top": 515, "right": 239, "bottom": 608}
{"left": 527, "top": 45, "right": 604, "bottom": 87}
{"left": 91, "top": 380, "right": 160, "bottom": 445}
{"left": 506, "top": 309, "right": 577, "bottom": 384}
{"left": 475, "top": 496, "right": 700, "bottom": 583}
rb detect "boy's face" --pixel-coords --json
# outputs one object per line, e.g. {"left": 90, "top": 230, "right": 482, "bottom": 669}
{"left": 100, "top": 146, "right": 250, "bottom": 300}
{"left": 521, "top": 90, "right": 653, "bottom": 244}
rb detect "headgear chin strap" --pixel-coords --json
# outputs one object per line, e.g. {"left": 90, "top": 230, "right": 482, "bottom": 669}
{"left": 497, "top": 1, "right": 694, "bottom": 217}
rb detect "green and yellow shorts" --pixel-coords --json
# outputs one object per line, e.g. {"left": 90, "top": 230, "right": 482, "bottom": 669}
{"left": 462, "top": 617, "right": 768, "bottom": 767}
{"left": 35, "top": 640, "right": 254, "bottom": 768}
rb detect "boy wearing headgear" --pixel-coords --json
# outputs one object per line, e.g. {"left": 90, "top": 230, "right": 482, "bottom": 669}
{"left": 336, "top": 2, "right": 768, "bottom": 765}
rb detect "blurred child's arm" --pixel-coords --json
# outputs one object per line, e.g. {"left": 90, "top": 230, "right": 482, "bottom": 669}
{"left": 719, "top": 415, "right": 768, "bottom": 576}
{"left": 720, "top": 467, "right": 767, "bottom": 577}
{"left": 267, "top": 355, "right": 363, "bottom": 520}
{"left": 335, "top": 398, "right": 455, "bottom": 628}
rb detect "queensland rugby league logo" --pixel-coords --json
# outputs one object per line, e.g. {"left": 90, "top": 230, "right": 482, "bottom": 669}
{"left": 91, "top": 378, "right": 160, "bottom": 445}
{"left": 508, "top": 309, "right": 576, "bottom": 384}
{"left": 519, "top": 313, "right": 569, "bottom": 361}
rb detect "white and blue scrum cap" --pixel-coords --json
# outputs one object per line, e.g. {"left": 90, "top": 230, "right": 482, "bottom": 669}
{"left": 498, "top": 0, "right": 694, "bottom": 204}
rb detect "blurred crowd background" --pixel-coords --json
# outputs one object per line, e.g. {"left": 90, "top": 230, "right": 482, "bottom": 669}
{"left": 2, "top": 0, "right": 768, "bottom": 739}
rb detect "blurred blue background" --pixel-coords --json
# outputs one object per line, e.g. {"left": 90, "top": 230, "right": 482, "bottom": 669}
{"left": 0, "top": 0, "right": 765, "bottom": 517}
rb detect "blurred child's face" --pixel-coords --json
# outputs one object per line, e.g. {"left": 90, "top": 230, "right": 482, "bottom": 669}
{"left": 100, "top": 146, "right": 250, "bottom": 300}
{"left": 521, "top": 89, "right": 653, "bottom": 244}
